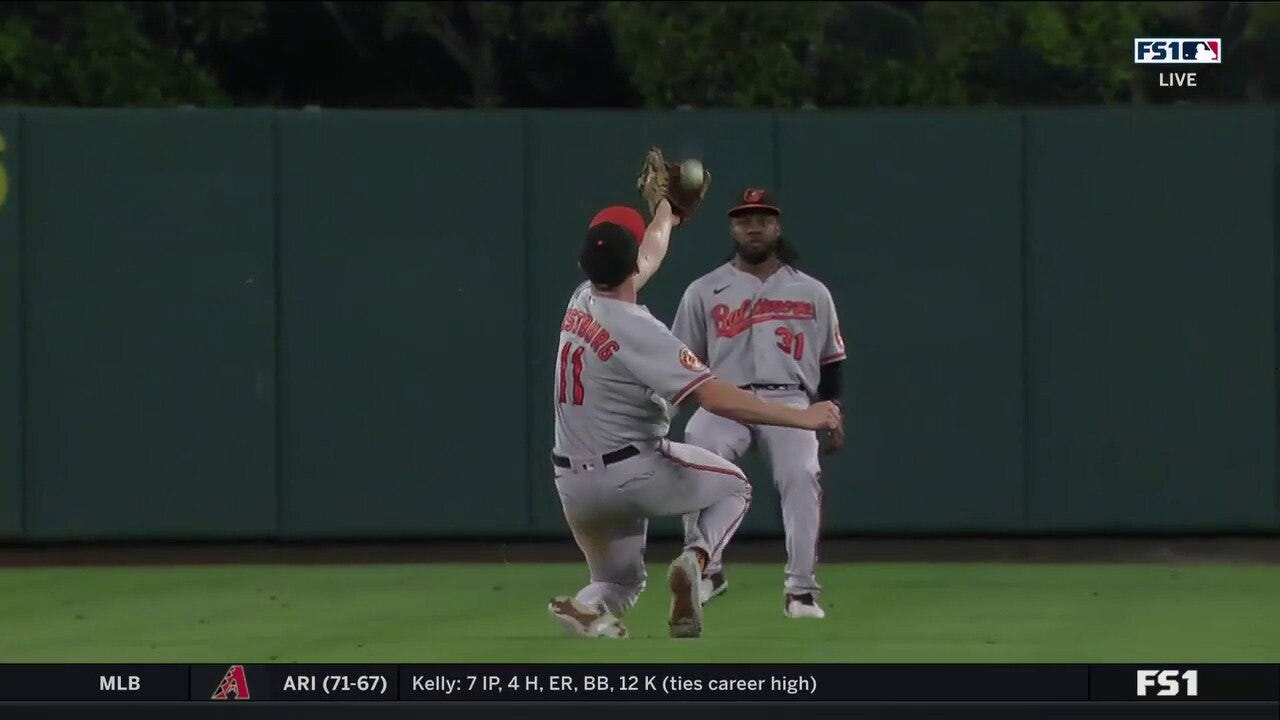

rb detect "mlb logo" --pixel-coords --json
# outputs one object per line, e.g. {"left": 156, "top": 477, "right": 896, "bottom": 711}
{"left": 1134, "top": 38, "right": 1222, "bottom": 64}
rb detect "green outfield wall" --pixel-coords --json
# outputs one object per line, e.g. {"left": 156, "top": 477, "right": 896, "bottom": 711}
{"left": 0, "top": 107, "right": 1275, "bottom": 540}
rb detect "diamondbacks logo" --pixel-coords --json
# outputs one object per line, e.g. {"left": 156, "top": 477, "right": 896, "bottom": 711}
{"left": 679, "top": 347, "right": 706, "bottom": 372}
{"left": 744, "top": 188, "right": 765, "bottom": 203}
{"left": 212, "top": 665, "right": 251, "bottom": 700}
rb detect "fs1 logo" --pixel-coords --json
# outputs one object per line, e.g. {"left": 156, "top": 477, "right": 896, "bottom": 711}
{"left": 1134, "top": 38, "right": 1221, "bottom": 64}
{"left": 1137, "top": 669, "right": 1198, "bottom": 697}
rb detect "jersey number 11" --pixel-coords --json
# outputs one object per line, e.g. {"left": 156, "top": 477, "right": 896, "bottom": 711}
{"left": 558, "top": 342, "right": 586, "bottom": 405}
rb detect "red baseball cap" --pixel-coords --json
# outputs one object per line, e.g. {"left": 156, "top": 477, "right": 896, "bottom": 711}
{"left": 589, "top": 206, "right": 646, "bottom": 244}
{"left": 728, "top": 187, "right": 781, "bottom": 217}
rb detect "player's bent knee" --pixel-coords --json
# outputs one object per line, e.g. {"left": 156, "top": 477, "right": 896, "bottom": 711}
{"left": 713, "top": 457, "right": 752, "bottom": 499}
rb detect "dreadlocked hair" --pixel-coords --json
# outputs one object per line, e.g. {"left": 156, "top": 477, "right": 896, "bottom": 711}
{"left": 776, "top": 236, "right": 800, "bottom": 265}
{"left": 727, "top": 235, "right": 801, "bottom": 267}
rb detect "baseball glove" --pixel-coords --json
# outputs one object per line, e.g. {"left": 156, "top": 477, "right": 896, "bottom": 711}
{"left": 636, "top": 147, "right": 711, "bottom": 221}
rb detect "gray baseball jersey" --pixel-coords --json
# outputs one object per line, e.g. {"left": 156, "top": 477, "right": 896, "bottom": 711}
{"left": 673, "top": 262, "right": 844, "bottom": 599}
{"left": 553, "top": 281, "right": 715, "bottom": 458}
{"left": 671, "top": 263, "right": 846, "bottom": 392}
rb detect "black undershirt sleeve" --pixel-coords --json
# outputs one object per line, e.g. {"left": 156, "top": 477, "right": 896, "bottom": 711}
{"left": 816, "top": 360, "right": 844, "bottom": 403}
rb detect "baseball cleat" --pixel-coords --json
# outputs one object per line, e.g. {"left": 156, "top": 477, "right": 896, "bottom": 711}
{"left": 699, "top": 571, "right": 728, "bottom": 606}
{"left": 548, "top": 596, "right": 628, "bottom": 639}
{"left": 784, "top": 593, "right": 826, "bottom": 619}
{"left": 667, "top": 550, "right": 703, "bottom": 638}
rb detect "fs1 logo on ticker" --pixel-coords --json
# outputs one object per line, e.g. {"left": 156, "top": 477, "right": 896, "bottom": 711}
{"left": 1137, "top": 669, "right": 1198, "bottom": 697}
{"left": 1134, "top": 38, "right": 1221, "bottom": 64}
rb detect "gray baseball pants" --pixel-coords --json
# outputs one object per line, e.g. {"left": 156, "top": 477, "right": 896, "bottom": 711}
{"left": 553, "top": 438, "right": 753, "bottom": 617}
{"left": 682, "top": 387, "right": 823, "bottom": 597}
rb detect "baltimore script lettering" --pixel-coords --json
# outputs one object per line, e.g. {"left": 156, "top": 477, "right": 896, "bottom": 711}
{"left": 712, "top": 298, "right": 815, "bottom": 338}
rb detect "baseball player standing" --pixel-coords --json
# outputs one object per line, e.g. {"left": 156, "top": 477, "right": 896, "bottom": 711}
{"left": 547, "top": 184, "right": 842, "bottom": 639}
{"left": 672, "top": 187, "right": 847, "bottom": 620}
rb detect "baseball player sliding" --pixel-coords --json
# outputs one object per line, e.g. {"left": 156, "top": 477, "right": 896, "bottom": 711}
{"left": 548, "top": 151, "right": 842, "bottom": 639}
{"left": 672, "top": 187, "right": 846, "bottom": 620}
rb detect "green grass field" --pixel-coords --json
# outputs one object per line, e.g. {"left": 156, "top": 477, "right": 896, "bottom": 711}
{"left": 2, "top": 562, "right": 1277, "bottom": 663}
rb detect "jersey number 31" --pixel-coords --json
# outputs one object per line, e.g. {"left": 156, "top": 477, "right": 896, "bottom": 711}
{"left": 558, "top": 342, "right": 586, "bottom": 405}
{"left": 775, "top": 328, "right": 805, "bottom": 361}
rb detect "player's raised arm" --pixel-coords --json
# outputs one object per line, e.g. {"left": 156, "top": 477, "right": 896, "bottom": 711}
{"left": 690, "top": 379, "right": 841, "bottom": 432}
{"left": 634, "top": 199, "right": 678, "bottom": 293}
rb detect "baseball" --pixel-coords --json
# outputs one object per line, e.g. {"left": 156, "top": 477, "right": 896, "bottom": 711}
{"left": 679, "top": 158, "right": 705, "bottom": 188}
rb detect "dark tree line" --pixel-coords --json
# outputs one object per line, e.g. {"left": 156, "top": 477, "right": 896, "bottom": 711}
{"left": 0, "top": 2, "right": 1275, "bottom": 108}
